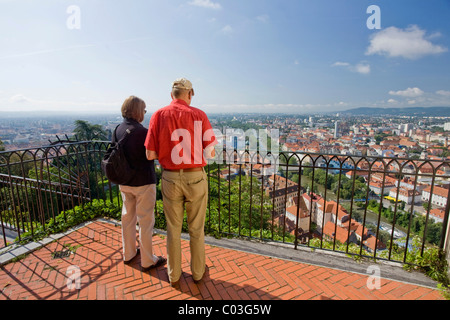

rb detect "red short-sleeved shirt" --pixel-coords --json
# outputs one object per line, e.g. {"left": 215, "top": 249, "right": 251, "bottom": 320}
{"left": 144, "top": 99, "right": 217, "bottom": 170}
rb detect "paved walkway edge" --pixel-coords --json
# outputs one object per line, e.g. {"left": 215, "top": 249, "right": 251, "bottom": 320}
{"left": 0, "top": 221, "right": 94, "bottom": 267}
{"left": 0, "top": 217, "right": 440, "bottom": 290}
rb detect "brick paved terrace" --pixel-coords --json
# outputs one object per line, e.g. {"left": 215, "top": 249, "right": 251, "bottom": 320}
{"left": 1, "top": 141, "right": 450, "bottom": 311}
{"left": 0, "top": 219, "right": 445, "bottom": 302}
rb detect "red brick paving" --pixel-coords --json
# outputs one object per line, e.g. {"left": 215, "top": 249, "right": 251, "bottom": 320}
{"left": 0, "top": 220, "right": 445, "bottom": 300}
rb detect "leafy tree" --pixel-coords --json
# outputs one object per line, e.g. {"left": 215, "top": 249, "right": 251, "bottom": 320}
{"left": 316, "top": 169, "right": 332, "bottom": 189}
{"left": 0, "top": 150, "right": 35, "bottom": 177}
{"left": 425, "top": 222, "right": 442, "bottom": 246}
{"left": 73, "top": 120, "right": 108, "bottom": 141}
{"left": 207, "top": 169, "right": 275, "bottom": 239}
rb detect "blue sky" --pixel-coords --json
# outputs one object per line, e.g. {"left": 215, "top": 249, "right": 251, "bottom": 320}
{"left": 0, "top": 0, "right": 449, "bottom": 115}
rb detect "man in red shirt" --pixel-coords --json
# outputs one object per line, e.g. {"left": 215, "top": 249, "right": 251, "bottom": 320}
{"left": 145, "top": 78, "right": 217, "bottom": 287}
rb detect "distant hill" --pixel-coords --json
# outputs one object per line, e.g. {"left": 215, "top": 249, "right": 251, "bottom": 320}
{"left": 340, "top": 107, "right": 450, "bottom": 117}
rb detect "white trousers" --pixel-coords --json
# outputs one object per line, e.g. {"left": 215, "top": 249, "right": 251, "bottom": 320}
{"left": 119, "top": 184, "right": 158, "bottom": 268}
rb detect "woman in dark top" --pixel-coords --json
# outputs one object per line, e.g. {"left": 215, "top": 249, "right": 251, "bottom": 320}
{"left": 117, "top": 96, "right": 166, "bottom": 270}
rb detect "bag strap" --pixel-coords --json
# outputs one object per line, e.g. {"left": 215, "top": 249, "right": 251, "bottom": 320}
{"left": 112, "top": 125, "right": 120, "bottom": 143}
{"left": 113, "top": 124, "right": 133, "bottom": 144}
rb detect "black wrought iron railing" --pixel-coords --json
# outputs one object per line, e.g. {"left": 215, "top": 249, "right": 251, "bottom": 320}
{"left": 0, "top": 141, "right": 116, "bottom": 244}
{"left": 1, "top": 141, "right": 449, "bottom": 267}
{"left": 206, "top": 150, "right": 450, "bottom": 266}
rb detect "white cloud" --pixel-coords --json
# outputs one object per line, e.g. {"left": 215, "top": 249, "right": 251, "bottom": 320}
{"left": 436, "top": 90, "right": 450, "bottom": 96}
{"left": 332, "top": 61, "right": 370, "bottom": 75}
{"left": 221, "top": 25, "right": 233, "bottom": 35}
{"left": 0, "top": 44, "right": 97, "bottom": 60}
{"left": 354, "top": 63, "right": 371, "bottom": 75}
{"left": 332, "top": 62, "right": 350, "bottom": 67}
{"left": 256, "top": 14, "right": 269, "bottom": 23}
{"left": 366, "top": 25, "right": 447, "bottom": 60}
{"left": 188, "top": 0, "right": 221, "bottom": 10}
{"left": 387, "top": 99, "right": 397, "bottom": 104}
{"left": 389, "top": 87, "right": 424, "bottom": 98}
{"left": 9, "top": 94, "right": 31, "bottom": 103}
{"left": 201, "top": 103, "right": 340, "bottom": 114}
{"left": 3, "top": 94, "right": 120, "bottom": 113}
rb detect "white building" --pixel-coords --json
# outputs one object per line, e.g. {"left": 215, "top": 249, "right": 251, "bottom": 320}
{"left": 388, "top": 187, "right": 421, "bottom": 205}
{"left": 422, "top": 185, "right": 448, "bottom": 208}
{"left": 444, "top": 122, "right": 450, "bottom": 132}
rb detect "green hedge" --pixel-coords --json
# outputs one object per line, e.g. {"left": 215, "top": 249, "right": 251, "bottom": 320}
{"left": 16, "top": 198, "right": 168, "bottom": 245}
{"left": 16, "top": 199, "right": 122, "bottom": 244}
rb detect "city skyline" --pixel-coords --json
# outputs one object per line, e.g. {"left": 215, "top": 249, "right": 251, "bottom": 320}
{"left": 0, "top": 0, "right": 450, "bottom": 115}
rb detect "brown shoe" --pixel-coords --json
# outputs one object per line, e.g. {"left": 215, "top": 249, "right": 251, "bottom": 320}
{"left": 193, "top": 265, "right": 209, "bottom": 284}
{"left": 170, "top": 280, "right": 180, "bottom": 288}
{"left": 141, "top": 256, "right": 167, "bottom": 271}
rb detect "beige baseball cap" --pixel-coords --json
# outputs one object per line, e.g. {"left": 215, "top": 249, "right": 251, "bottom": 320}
{"left": 172, "top": 78, "right": 193, "bottom": 91}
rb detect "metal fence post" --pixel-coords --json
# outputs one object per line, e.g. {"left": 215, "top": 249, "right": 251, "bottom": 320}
{"left": 442, "top": 186, "right": 450, "bottom": 277}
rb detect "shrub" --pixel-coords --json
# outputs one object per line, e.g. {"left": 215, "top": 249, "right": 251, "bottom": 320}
{"left": 17, "top": 199, "right": 121, "bottom": 244}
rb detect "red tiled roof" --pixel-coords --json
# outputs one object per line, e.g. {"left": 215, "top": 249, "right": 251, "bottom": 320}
{"left": 355, "top": 224, "right": 369, "bottom": 239}
{"left": 286, "top": 204, "right": 309, "bottom": 218}
{"left": 423, "top": 185, "right": 449, "bottom": 198}
{"left": 430, "top": 208, "right": 445, "bottom": 220}
{"left": 323, "top": 221, "right": 350, "bottom": 244}
{"left": 363, "top": 235, "right": 386, "bottom": 251}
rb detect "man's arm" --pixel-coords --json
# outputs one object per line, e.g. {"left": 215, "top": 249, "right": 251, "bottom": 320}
{"left": 144, "top": 112, "right": 159, "bottom": 161}
{"left": 204, "top": 146, "right": 215, "bottom": 159}
{"left": 146, "top": 149, "right": 158, "bottom": 160}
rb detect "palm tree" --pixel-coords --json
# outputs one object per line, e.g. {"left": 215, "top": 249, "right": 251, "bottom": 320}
{"left": 73, "top": 120, "right": 108, "bottom": 141}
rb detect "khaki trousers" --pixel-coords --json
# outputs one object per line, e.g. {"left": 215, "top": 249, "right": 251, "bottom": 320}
{"left": 161, "top": 169, "right": 208, "bottom": 282}
{"left": 119, "top": 184, "right": 159, "bottom": 268}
